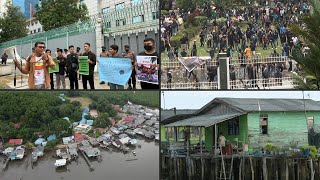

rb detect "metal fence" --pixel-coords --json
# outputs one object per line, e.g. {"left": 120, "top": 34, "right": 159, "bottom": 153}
{"left": 161, "top": 56, "right": 296, "bottom": 89}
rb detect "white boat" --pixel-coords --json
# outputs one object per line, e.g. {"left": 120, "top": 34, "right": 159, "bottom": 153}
{"left": 54, "top": 159, "right": 67, "bottom": 167}
{"left": 128, "top": 139, "right": 138, "bottom": 146}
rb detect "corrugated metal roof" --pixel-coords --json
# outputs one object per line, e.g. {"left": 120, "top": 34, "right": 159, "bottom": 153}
{"left": 161, "top": 109, "right": 197, "bottom": 121}
{"left": 164, "top": 112, "right": 244, "bottom": 127}
{"left": 217, "top": 98, "right": 320, "bottom": 112}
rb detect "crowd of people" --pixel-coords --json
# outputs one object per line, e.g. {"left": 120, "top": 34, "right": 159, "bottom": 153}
{"left": 11, "top": 38, "right": 159, "bottom": 90}
{"left": 161, "top": 0, "right": 310, "bottom": 87}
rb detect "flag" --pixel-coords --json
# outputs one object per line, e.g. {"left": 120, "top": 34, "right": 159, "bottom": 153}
{"left": 30, "top": 3, "right": 34, "bottom": 19}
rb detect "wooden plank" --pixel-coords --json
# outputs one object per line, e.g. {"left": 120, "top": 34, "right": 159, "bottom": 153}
{"left": 263, "top": 157, "right": 268, "bottom": 180}
{"left": 250, "top": 157, "right": 254, "bottom": 180}
{"left": 310, "top": 158, "right": 314, "bottom": 180}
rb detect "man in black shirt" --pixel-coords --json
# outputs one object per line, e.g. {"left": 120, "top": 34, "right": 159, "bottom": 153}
{"left": 56, "top": 49, "right": 67, "bottom": 89}
{"left": 66, "top": 45, "right": 79, "bottom": 89}
{"left": 82, "top": 43, "right": 96, "bottom": 89}
{"left": 138, "top": 38, "right": 159, "bottom": 89}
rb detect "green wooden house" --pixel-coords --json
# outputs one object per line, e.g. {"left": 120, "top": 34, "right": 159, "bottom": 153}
{"left": 161, "top": 98, "right": 320, "bottom": 152}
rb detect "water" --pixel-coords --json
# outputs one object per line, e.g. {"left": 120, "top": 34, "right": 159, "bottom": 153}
{"left": 0, "top": 138, "right": 159, "bottom": 180}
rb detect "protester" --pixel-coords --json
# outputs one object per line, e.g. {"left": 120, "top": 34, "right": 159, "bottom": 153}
{"left": 99, "top": 46, "right": 109, "bottom": 85}
{"left": 14, "top": 42, "right": 55, "bottom": 89}
{"left": 122, "top": 45, "right": 137, "bottom": 90}
{"left": 107, "top": 45, "right": 124, "bottom": 90}
{"left": 138, "top": 38, "right": 159, "bottom": 89}
{"left": 56, "top": 49, "right": 66, "bottom": 89}
{"left": 82, "top": 43, "right": 96, "bottom": 89}
{"left": 66, "top": 45, "right": 79, "bottom": 89}
{"left": 1, "top": 52, "right": 8, "bottom": 65}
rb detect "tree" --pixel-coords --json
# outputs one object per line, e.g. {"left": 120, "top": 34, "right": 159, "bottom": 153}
{"left": 0, "top": 2, "right": 28, "bottom": 42}
{"left": 35, "top": 0, "right": 89, "bottom": 31}
{"left": 94, "top": 113, "right": 110, "bottom": 128}
{"left": 290, "top": 0, "right": 320, "bottom": 89}
{"left": 50, "top": 118, "right": 70, "bottom": 136}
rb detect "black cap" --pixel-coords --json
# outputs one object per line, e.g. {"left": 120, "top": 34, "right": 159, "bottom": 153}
{"left": 124, "top": 45, "right": 130, "bottom": 48}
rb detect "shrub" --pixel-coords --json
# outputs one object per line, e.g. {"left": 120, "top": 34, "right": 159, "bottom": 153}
{"left": 170, "top": 32, "right": 184, "bottom": 48}
{"left": 161, "top": 10, "right": 169, "bottom": 16}
{"left": 194, "top": 16, "right": 208, "bottom": 25}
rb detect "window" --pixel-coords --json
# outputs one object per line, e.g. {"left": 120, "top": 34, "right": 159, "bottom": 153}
{"left": 38, "top": 28, "right": 41, "bottom": 32}
{"left": 228, "top": 118, "right": 240, "bottom": 135}
{"left": 102, "top": 7, "right": 110, "bottom": 14}
{"left": 30, "top": 31, "right": 32, "bottom": 34}
{"left": 105, "top": 22, "right": 111, "bottom": 28}
{"left": 132, "top": 15, "right": 144, "bottom": 24}
{"left": 34, "top": 29, "right": 36, "bottom": 33}
{"left": 131, "top": 0, "right": 142, "bottom": 6}
{"left": 115, "top": 2, "right": 125, "bottom": 11}
{"left": 116, "top": 19, "right": 126, "bottom": 27}
{"left": 307, "top": 117, "right": 314, "bottom": 129}
{"left": 260, "top": 114, "right": 268, "bottom": 134}
{"left": 152, "top": 11, "right": 159, "bottom": 20}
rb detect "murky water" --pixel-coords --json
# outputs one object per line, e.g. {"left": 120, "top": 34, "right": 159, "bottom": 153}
{"left": 0, "top": 138, "right": 159, "bottom": 180}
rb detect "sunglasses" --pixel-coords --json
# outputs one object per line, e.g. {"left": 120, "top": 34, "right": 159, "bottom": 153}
{"left": 37, "top": 46, "right": 46, "bottom": 49}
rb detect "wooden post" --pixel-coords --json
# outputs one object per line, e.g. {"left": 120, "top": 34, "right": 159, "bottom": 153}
{"left": 310, "top": 158, "right": 315, "bottom": 180}
{"left": 250, "top": 157, "right": 254, "bottom": 180}
{"left": 174, "top": 157, "right": 178, "bottom": 180}
{"left": 297, "top": 159, "right": 300, "bottom": 180}
{"left": 239, "top": 157, "right": 243, "bottom": 180}
{"left": 214, "top": 124, "right": 217, "bottom": 156}
{"left": 263, "top": 157, "right": 268, "bottom": 180}
{"left": 286, "top": 158, "right": 289, "bottom": 180}
{"left": 174, "top": 127, "right": 178, "bottom": 142}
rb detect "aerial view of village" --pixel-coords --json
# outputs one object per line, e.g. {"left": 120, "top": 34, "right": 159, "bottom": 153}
{"left": 161, "top": 91, "right": 320, "bottom": 180}
{"left": 0, "top": 91, "right": 159, "bottom": 180}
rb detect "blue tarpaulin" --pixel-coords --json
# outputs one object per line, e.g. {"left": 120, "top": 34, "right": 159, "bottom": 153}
{"left": 34, "top": 138, "right": 46, "bottom": 146}
{"left": 47, "top": 134, "right": 57, "bottom": 142}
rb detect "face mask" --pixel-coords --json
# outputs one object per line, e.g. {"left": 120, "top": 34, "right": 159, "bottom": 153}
{"left": 144, "top": 45, "right": 153, "bottom": 51}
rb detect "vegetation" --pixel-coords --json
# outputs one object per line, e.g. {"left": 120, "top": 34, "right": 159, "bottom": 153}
{"left": 35, "top": 0, "right": 89, "bottom": 31}
{"left": 290, "top": 0, "right": 320, "bottom": 89}
{"left": 0, "top": 2, "right": 28, "bottom": 43}
{"left": 0, "top": 92, "right": 82, "bottom": 143}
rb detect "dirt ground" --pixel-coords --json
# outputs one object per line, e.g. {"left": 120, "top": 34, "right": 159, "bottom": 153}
{"left": 67, "top": 97, "right": 93, "bottom": 109}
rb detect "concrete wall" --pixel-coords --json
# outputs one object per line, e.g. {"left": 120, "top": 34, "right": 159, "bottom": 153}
{"left": 247, "top": 111, "right": 320, "bottom": 148}
{"left": 104, "top": 30, "right": 157, "bottom": 55}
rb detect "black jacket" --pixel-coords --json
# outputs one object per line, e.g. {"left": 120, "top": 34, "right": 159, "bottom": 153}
{"left": 57, "top": 56, "right": 66, "bottom": 75}
{"left": 66, "top": 53, "right": 79, "bottom": 73}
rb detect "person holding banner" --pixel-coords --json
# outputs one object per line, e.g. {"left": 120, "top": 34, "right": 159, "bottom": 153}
{"left": 66, "top": 45, "right": 79, "bottom": 89}
{"left": 46, "top": 49, "right": 55, "bottom": 89}
{"left": 99, "top": 46, "right": 109, "bottom": 85}
{"left": 122, "top": 45, "right": 137, "bottom": 90}
{"left": 56, "top": 49, "right": 67, "bottom": 89}
{"left": 108, "top": 45, "right": 125, "bottom": 89}
{"left": 82, "top": 43, "right": 96, "bottom": 89}
{"left": 14, "top": 42, "right": 55, "bottom": 89}
{"left": 138, "top": 38, "right": 159, "bottom": 89}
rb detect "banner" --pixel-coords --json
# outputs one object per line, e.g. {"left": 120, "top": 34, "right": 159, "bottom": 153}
{"left": 79, "top": 56, "right": 89, "bottom": 75}
{"left": 98, "top": 57, "right": 132, "bottom": 86}
{"left": 197, "top": 57, "right": 211, "bottom": 66}
{"left": 178, "top": 57, "right": 199, "bottom": 72}
{"left": 136, "top": 56, "right": 158, "bottom": 85}
{"left": 49, "top": 58, "right": 59, "bottom": 73}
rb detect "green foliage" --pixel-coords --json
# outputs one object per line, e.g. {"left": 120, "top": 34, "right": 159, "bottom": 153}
{"left": 95, "top": 130, "right": 102, "bottom": 137}
{"left": 194, "top": 16, "right": 208, "bottom": 25}
{"left": 0, "top": 2, "right": 28, "bottom": 42}
{"left": 50, "top": 118, "right": 71, "bottom": 137}
{"left": 170, "top": 32, "right": 184, "bottom": 48}
{"left": 45, "top": 140, "right": 60, "bottom": 151}
{"left": 94, "top": 113, "right": 110, "bottom": 128}
{"left": 161, "top": 10, "right": 169, "bottom": 16}
{"left": 89, "top": 102, "right": 97, "bottom": 110}
{"left": 290, "top": 0, "right": 320, "bottom": 89}
{"left": 35, "top": 0, "right": 89, "bottom": 31}
{"left": 264, "top": 143, "right": 273, "bottom": 151}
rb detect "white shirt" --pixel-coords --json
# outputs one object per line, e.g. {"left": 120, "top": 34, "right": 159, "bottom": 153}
{"left": 34, "top": 56, "right": 45, "bottom": 86}
{"left": 219, "top": 135, "right": 226, "bottom": 147}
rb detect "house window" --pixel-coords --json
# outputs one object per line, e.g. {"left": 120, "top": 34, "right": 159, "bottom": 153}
{"left": 30, "top": 31, "right": 32, "bottom": 34}
{"left": 260, "top": 114, "right": 268, "bottom": 134}
{"left": 34, "top": 29, "right": 36, "bottom": 33}
{"left": 116, "top": 19, "right": 126, "bottom": 27}
{"left": 152, "top": 11, "right": 159, "bottom": 20}
{"left": 115, "top": 2, "right": 125, "bottom": 11}
{"left": 131, "top": 0, "right": 142, "bottom": 6}
{"left": 307, "top": 117, "right": 314, "bottom": 129}
{"left": 132, "top": 15, "right": 144, "bottom": 24}
{"left": 105, "top": 22, "right": 111, "bottom": 28}
{"left": 228, "top": 118, "right": 240, "bottom": 135}
{"left": 102, "top": 7, "right": 110, "bottom": 14}
{"left": 38, "top": 28, "right": 41, "bottom": 32}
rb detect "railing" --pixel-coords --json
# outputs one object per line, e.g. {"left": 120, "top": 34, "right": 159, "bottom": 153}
{"left": 161, "top": 56, "right": 297, "bottom": 89}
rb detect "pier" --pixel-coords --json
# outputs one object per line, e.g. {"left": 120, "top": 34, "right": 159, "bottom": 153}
{"left": 79, "top": 149, "right": 94, "bottom": 171}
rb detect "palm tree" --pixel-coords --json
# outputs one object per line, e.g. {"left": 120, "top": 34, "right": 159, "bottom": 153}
{"left": 290, "top": 0, "right": 320, "bottom": 89}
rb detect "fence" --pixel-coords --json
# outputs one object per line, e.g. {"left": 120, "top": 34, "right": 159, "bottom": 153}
{"left": 161, "top": 56, "right": 296, "bottom": 89}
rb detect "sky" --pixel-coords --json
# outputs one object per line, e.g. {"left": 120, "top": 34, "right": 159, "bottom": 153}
{"left": 161, "top": 91, "right": 320, "bottom": 109}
